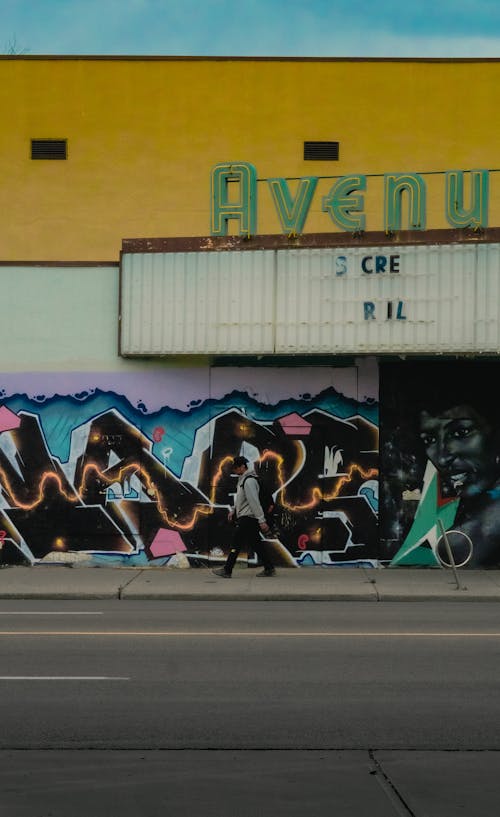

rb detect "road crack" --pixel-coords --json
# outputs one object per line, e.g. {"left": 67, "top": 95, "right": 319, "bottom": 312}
{"left": 117, "top": 569, "right": 145, "bottom": 599}
{"left": 368, "top": 749, "right": 416, "bottom": 816}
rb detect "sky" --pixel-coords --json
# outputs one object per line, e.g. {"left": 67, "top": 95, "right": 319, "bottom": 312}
{"left": 3, "top": 0, "right": 500, "bottom": 58}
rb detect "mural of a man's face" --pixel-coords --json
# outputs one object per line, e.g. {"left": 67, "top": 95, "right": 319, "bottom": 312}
{"left": 419, "top": 404, "right": 498, "bottom": 499}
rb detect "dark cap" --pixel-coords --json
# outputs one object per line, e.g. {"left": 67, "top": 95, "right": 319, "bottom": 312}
{"left": 232, "top": 456, "right": 249, "bottom": 468}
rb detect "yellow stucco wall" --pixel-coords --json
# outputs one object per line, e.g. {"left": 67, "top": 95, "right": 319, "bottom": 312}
{"left": 2, "top": 56, "right": 500, "bottom": 261}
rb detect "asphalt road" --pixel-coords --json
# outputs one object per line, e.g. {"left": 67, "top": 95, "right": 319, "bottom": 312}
{"left": 1, "top": 599, "right": 500, "bottom": 815}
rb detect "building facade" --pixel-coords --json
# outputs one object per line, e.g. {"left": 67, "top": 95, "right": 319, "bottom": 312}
{"left": 2, "top": 56, "right": 500, "bottom": 569}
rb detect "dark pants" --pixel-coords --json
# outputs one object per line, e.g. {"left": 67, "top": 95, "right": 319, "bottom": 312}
{"left": 224, "top": 516, "right": 274, "bottom": 574}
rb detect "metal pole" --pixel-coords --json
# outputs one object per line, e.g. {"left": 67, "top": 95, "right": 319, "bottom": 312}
{"left": 438, "top": 519, "right": 463, "bottom": 590}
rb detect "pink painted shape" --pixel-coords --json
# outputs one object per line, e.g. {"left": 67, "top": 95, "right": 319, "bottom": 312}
{"left": 277, "top": 412, "right": 312, "bottom": 436}
{"left": 150, "top": 528, "right": 187, "bottom": 557}
{"left": 0, "top": 406, "right": 21, "bottom": 433}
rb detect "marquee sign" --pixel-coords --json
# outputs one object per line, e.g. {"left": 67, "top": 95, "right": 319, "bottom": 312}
{"left": 210, "top": 162, "right": 489, "bottom": 237}
{"left": 120, "top": 242, "right": 500, "bottom": 356}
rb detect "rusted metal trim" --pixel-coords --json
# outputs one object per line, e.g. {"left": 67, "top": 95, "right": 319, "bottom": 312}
{"left": 121, "top": 227, "right": 500, "bottom": 254}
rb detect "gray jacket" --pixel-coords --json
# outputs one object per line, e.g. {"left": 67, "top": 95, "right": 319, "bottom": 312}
{"left": 234, "top": 468, "right": 265, "bottom": 524}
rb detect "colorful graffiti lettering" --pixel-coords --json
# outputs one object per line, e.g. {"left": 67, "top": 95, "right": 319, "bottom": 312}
{"left": 0, "top": 372, "right": 379, "bottom": 567}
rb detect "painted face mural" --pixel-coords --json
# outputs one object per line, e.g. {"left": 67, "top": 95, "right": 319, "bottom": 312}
{"left": 0, "top": 366, "right": 379, "bottom": 568}
{"left": 419, "top": 405, "right": 497, "bottom": 500}
{"left": 380, "top": 362, "right": 500, "bottom": 568}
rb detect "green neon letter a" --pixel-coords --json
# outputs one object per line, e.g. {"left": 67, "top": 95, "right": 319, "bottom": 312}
{"left": 210, "top": 162, "right": 257, "bottom": 237}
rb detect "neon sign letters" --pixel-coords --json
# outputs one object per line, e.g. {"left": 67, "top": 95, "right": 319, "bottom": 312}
{"left": 210, "top": 162, "right": 489, "bottom": 238}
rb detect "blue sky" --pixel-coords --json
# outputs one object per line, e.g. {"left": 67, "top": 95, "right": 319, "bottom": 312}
{"left": 3, "top": 0, "right": 500, "bottom": 58}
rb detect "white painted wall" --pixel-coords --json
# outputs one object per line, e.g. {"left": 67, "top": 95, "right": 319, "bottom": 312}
{"left": 0, "top": 265, "right": 195, "bottom": 372}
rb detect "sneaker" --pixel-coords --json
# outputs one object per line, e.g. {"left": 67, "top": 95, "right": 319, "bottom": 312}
{"left": 256, "top": 568, "right": 276, "bottom": 577}
{"left": 212, "top": 567, "right": 232, "bottom": 578}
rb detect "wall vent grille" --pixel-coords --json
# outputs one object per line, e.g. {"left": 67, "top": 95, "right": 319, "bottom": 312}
{"left": 31, "top": 139, "right": 67, "bottom": 160}
{"left": 303, "top": 141, "right": 339, "bottom": 160}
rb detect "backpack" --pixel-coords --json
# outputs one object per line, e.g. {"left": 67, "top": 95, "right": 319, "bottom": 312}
{"left": 242, "top": 474, "right": 276, "bottom": 527}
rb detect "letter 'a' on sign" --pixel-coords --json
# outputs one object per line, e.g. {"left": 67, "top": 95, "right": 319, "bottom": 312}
{"left": 210, "top": 162, "right": 257, "bottom": 237}
{"left": 384, "top": 173, "right": 426, "bottom": 232}
{"left": 445, "top": 170, "right": 489, "bottom": 229}
{"left": 322, "top": 175, "right": 366, "bottom": 232}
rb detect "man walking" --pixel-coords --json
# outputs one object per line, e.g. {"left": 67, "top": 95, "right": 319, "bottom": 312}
{"left": 213, "top": 455, "right": 276, "bottom": 578}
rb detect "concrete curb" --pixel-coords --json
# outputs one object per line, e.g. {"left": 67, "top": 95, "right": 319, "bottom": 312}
{"left": 1, "top": 565, "right": 500, "bottom": 601}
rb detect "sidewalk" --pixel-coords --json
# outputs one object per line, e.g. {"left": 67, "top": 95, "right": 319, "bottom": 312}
{"left": 1, "top": 564, "right": 500, "bottom": 600}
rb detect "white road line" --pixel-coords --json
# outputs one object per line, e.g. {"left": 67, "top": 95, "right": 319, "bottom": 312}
{"left": 0, "top": 612, "right": 103, "bottom": 615}
{"left": 0, "top": 676, "right": 129, "bottom": 680}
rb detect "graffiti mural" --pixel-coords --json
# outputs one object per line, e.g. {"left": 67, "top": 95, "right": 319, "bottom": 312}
{"left": 0, "top": 366, "right": 379, "bottom": 567}
{"left": 380, "top": 360, "right": 500, "bottom": 568}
